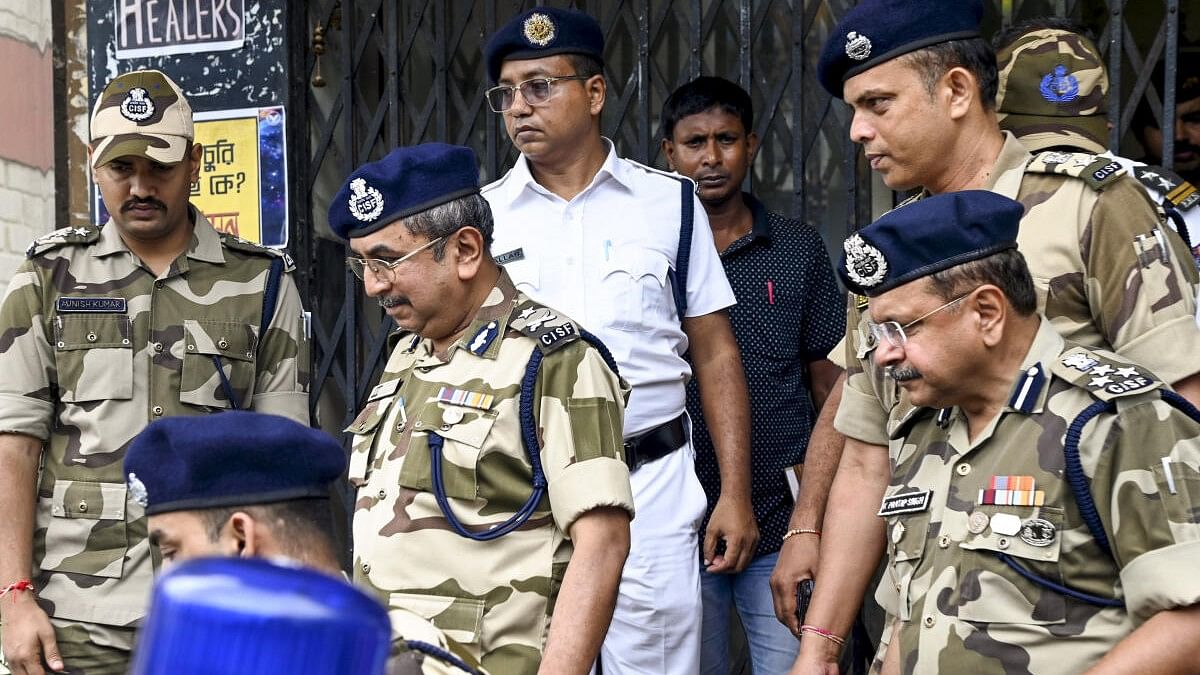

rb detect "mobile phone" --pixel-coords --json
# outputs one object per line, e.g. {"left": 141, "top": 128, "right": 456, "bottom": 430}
{"left": 796, "top": 578, "right": 814, "bottom": 623}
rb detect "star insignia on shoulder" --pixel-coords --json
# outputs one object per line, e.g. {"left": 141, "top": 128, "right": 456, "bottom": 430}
{"left": 70, "top": 227, "right": 90, "bottom": 237}
{"left": 1090, "top": 364, "right": 1114, "bottom": 376}
{"left": 1114, "top": 367, "right": 1139, "bottom": 378}
{"left": 1089, "top": 375, "right": 1113, "bottom": 388}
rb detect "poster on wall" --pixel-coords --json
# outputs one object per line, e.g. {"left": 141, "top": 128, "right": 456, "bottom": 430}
{"left": 114, "top": 0, "right": 246, "bottom": 59}
{"left": 93, "top": 105, "right": 289, "bottom": 248}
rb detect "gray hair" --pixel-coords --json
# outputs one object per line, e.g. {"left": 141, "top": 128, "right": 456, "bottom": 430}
{"left": 403, "top": 192, "right": 494, "bottom": 260}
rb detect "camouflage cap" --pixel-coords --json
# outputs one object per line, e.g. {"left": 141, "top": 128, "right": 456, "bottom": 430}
{"left": 996, "top": 28, "right": 1108, "bottom": 154}
{"left": 90, "top": 69, "right": 194, "bottom": 169}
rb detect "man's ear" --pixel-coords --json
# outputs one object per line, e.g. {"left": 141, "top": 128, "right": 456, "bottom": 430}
{"left": 226, "top": 511, "right": 258, "bottom": 558}
{"left": 187, "top": 143, "right": 202, "bottom": 183}
{"left": 973, "top": 285, "right": 1007, "bottom": 347}
{"left": 944, "top": 66, "right": 978, "bottom": 121}
{"left": 746, "top": 131, "right": 761, "bottom": 164}
{"left": 587, "top": 75, "right": 607, "bottom": 116}
{"left": 453, "top": 226, "right": 487, "bottom": 281}
{"left": 661, "top": 137, "right": 677, "bottom": 172}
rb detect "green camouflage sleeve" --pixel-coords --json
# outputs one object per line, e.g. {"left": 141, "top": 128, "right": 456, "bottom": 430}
{"left": 1089, "top": 398, "right": 1200, "bottom": 623}
{"left": 534, "top": 340, "right": 634, "bottom": 534}
{"left": 0, "top": 260, "right": 56, "bottom": 439}
{"left": 832, "top": 292, "right": 893, "bottom": 445}
{"left": 1085, "top": 180, "right": 1200, "bottom": 383}
{"left": 249, "top": 269, "right": 310, "bottom": 423}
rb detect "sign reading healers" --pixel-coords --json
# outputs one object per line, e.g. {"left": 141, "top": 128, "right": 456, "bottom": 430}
{"left": 114, "top": 0, "right": 245, "bottom": 59}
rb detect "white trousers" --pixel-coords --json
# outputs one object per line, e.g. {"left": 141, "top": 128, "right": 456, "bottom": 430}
{"left": 594, "top": 440, "right": 707, "bottom": 674}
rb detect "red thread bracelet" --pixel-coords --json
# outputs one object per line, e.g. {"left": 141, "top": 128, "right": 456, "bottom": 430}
{"left": 800, "top": 624, "right": 845, "bottom": 646}
{"left": 0, "top": 579, "right": 34, "bottom": 601}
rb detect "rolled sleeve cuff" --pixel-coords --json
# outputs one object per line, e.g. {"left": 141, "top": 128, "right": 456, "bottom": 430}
{"left": 1120, "top": 539, "right": 1200, "bottom": 624}
{"left": 250, "top": 391, "right": 310, "bottom": 425}
{"left": 549, "top": 456, "right": 635, "bottom": 534}
{"left": 1118, "top": 316, "right": 1200, "bottom": 384}
{"left": 829, "top": 336, "right": 848, "bottom": 369}
{"left": 833, "top": 380, "right": 890, "bottom": 445}
{"left": 0, "top": 394, "right": 53, "bottom": 441}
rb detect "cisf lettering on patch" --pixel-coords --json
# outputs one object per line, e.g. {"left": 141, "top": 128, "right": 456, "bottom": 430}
{"left": 878, "top": 490, "right": 932, "bottom": 516}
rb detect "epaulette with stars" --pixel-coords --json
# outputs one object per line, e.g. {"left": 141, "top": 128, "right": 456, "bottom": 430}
{"left": 25, "top": 225, "right": 100, "bottom": 258}
{"left": 508, "top": 299, "right": 582, "bottom": 354}
{"left": 1132, "top": 165, "right": 1199, "bottom": 212}
{"left": 1050, "top": 346, "right": 1162, "bottom": 401}
{"left": 1026, "top": 151, "right": 1125, "bottom": 191}
{"left": 218, "top": 233, "right": 295, "bottom": 271}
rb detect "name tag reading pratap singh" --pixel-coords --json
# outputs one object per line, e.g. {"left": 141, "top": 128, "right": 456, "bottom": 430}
{"left": 877, "top": 490, "right": 932, "bottom": 516}
{"left": 56, "top": 297, "right": 127, "bottom": 314}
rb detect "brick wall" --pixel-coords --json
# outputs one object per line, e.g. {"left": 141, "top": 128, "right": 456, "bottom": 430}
{"left": 0, "top": 0, "right": 56, "bottom": 287}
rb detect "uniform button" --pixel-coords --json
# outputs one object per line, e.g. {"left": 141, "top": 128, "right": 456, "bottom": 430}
{"left": 998, "top": 537, "right": 1010, "bottom": 550}
{"left": 154, "top": 281, "right": 164, "bottom": 289}
{"left": 57, "top": 341, "right": 65, "bottom": 348}
{"left": 396, "top": 422, "right": 406, "bottom": 433}
{"left": 153, "top": 342, "right": 163, "bottom": 353}
{"left": 361, "top": 562, "right": 371, "bottom": 574}
{"left": 86, "top": 333, "right": 98, "bottom": 343}
{"left": 217, "top": 338, "right": 229, "bottom": 350}
{"left": 153, "top": 406, "right": 164, "bottom": 416}
{"left": 440, "top": 424, "right": 450, "bottom": 431}
{"left": 923, "top": 615, "right": 936, "bottom": 628}
{"left": 77, "top": 500, "right": 88, "bottom": 513}
{"left": 956, "top": 463, "right": 971, "bottom": 476}
{"left": 187, "top": 344, "right": 195, "bottom": 351}
{"left": 377, "top": 489, "right": 386, "bottom": 500}
{"left": 122, "top": 339, "right": 130, "bottom": 345}
{"left": 938, "top": 535, "right": 951, "bottom": 549}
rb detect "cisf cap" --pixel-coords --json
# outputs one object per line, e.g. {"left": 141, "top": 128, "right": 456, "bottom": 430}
{"left": 90, "top": 70, "right": 194, "bottom": 169}
{"left": 817, "top": 0, "right": 984, "bottom": 98}
{"left": 838, "top": 190, "right": 1023, "bottom": 296}
{"left": 996, "top": 28, "right": 1109, "bottom": 154}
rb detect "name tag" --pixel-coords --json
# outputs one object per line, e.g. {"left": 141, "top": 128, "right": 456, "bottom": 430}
{"left": 493, "top": 248, "right": 525, "bottom": 265}
{"left": 56, "top": 297, "right": 127, "bottom": 314}
{"left": 877, "top": 490, "right": 932, "bottom": 516}
{"left": 367, "top": 378, "right": 400, "bottom": 402}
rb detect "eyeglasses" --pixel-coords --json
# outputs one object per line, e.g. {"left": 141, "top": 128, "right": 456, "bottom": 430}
{"left": 868, "top": 291, "right": 973, "bottom": 348}
{"left": 485, "top": 75, "right": 591, "bottom": 112}
{"left": 346, "top": 236, "right": 444, "bottom": 282}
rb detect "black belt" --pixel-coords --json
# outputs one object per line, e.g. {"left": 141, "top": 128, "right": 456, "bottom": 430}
{"left": 623, "top": 414, "right": 687, "bottom": 472}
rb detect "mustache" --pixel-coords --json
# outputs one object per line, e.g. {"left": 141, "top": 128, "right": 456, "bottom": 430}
{"left": 1174, "top": 140, "right": 1200, "bottom": 155}
{"left": 121, "top": 197, "right": 166, "bottom": 212}
{"left": 378, "top": 296, "right": 409, "bottom": 309}
{"left": 885, "top": 365, "right": 922, "bottom": 382}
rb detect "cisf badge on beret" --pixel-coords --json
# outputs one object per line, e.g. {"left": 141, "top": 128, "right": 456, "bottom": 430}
{"left": 120, "top": 87, "right": 155, "bottom": 122}
{"left": 523, "top": 12, "right": 557, "bottom": 47}
{"left": 845, "top": 31, "right": 873, "bottom": 61}
{"left": 128, "top": 472, "right": 149, "bottom": 508}
{"left": 348, "top": 177, "right": 385, "bottom": 222}
{"left": 844, "top": 233, "right": 888, "bottom": 288}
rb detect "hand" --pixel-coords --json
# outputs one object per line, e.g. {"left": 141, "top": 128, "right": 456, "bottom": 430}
{"left": 771, "top": 531, "right": 821, "bottom": 636}
{"left": 0, "top": 594, "right": 64, "bottom": 674}
{"left": 788, "top": 643, "right": 842, "bottom": 675}
{"left": 703, "top": 493, "right": 759, "bottom": 574}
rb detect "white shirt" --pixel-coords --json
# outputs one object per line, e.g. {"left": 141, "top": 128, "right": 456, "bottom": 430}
{"left": 483, "top": 141, "right": 736, "bottom": 436}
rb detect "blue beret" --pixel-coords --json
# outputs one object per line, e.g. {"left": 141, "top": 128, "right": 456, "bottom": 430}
{"left": 485, "top": 6, "right": 604, "bottom": 84}
{"left": 817, "top": 0, "right": 984, "bottom": 98}
{"left": 123, "top": 412, "right": 347, "bottom": 516}
{"left": 328, "top": 143, "right": 480, "bottom": 240}
{"left": 838, "top": 190, "right": 1024, "bottom": 296}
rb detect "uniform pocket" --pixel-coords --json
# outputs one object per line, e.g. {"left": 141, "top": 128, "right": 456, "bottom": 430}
{"left": 180, "top": 320, "right": 258, "bottom": 409}
{"left": 36, "top": 481, "right": 128, "bottom": 579}
{"left": 957, "top": 506, "right": 1066, "bottom": 624}
{"left": 601, "top": 248, "right": 670, "bottom": 331}
{"left": 54, "top": 315, "right": 133, "bottom": 402}
{"left": 344, "top": 394, "right": 397, "bottom": 486}
{"left": 388, "top": 591, "right": 484, "bottom": 648}
{"left": 398, "top": 405, "right": 496, "bottom": 500}
{"left": 883, "top": 512, "right": 931, "bottom": 622}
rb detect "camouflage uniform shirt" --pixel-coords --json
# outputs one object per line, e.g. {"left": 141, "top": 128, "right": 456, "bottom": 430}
{"left": 0, "top": 211, "right": 309, "bottom": 627}
{"left": 835, "top": 132, "right": 1200, "bottom": 444}
{"left": 875, "top": 319, "right": 1200, "bottom": 673}
{"left": 348, "top": 271, "right": 634, "bottom": 674}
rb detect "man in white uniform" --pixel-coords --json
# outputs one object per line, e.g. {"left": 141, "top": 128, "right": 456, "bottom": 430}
{"left": 481, "top": 6, "right": 756, "bottom": 673}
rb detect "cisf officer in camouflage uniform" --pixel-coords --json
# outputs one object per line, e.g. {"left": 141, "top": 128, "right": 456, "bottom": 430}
{"left": 331, "top": 144, "right": 635, "bottom": 675}
{"left": 798, "top": 191, "right": 1200, "bottom": 673}
{"left": 0, "top": 70, "right": 309, "bottom": 675}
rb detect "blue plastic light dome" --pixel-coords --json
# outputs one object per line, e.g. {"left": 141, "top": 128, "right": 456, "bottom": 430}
{"left": 130, "top": 557, "right": 391, "bottom": 675}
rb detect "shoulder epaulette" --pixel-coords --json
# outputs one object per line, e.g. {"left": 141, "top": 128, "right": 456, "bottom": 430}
{"left": 1132, "top": 165, "right": 1199, "bottom": 212}
{"left": 219, "top": 234, "right": 296, "bottom": 272}
{"left": 25, "top": 225, "right": 100, "bottom": 258}
{"left": 1051, "top": 346, "right": 1162, "bottom": 401}
{"left": 1026, "top": 151, "right": 1125, "bottom": 191}
{"left": 509, "top": 299, "right": 581, "bottom": 354}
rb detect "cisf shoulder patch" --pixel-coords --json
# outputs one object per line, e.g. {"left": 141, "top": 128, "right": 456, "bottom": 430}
{"left": 1051, "top": 346, "right": 1162, "bottom": 402}
{"left": 511, "top": 304, "right": 581, "bottom": 354}
{"left": 1026, "top": 151, "right": 1126, "bottom": 191}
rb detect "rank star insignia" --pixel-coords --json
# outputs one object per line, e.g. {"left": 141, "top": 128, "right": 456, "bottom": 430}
{"left": 127, "top": 472, "right": 149, "bottom": 508}
{"left": 347, "top": 178, "right": 384, "bottom": 222}
{"left": 70, "top": 227, "right": 89, "bottom": 237}
{"left": 1090, "top": 364, "right": 1115, "bottom": 376}
{"left": 1062, "top": 353, "right": 1100, "bottom": 371}
{"left": 519, "top": 307, "right": 557, "bottom": 331}
{"left": 120, "top": 87, "right": 156, "bottom": 122}
{"left": 1040, "top": 151, "right": 1073, "bottom": 165}
{"left": 1157, "top": 177, "right": 1174, "bottom": 191}
{"left": 523, "top": 12, "right": 556, "bottom": 47}
{"left": 1141, "top": 171, "right": 1161, "bottom": 182}
{"left": 1089, "top": 375, "right": 1113, "bottom": 388}
{"left": 845, "top": 31, "right": 872, "bottom": 60}
{"left": 1114, "top": 367, "right": 1139, "bottom": 378}
{"left": 843, "top": 233, "right": 887, "bottom": 288}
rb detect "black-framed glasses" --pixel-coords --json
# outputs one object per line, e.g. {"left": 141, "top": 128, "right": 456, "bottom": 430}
{"left": 485, "top": 75, "right": 590, "bottom": 112}
{"left": 867, "top": 291, "right": 973, "bottom": 348}
{"left": 346, "top": 236, "right": 445, "bottom": 282}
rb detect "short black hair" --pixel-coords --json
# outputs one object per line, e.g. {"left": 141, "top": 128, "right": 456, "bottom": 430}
{"left": 566, "top": 53, "right": 604, "bottom": 79}
{"left": 927, "top": 248, "right": 1037, "bottom": 316}
{"left": 991, "top": 16, "right": 1096, "bottom": 51}
{"left": 202, "top": 498, "right": 338, "bottom": 561}
{"left": 899, "top": 37, "right": 999, "bottom": 110}
{"left": 659, "top": 76, "right": 754, "bottom": 141}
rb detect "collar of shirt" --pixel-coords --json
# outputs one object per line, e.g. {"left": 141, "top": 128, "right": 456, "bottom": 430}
{"left": 92, "top": 206, "right": 226, "bottom": 267}
{"left": 721, "top": 192, "right": 773, "bottom": 257}
{"left": 406, "top": 269, "right": 521, "bottom": 362}
{"left": 493, "top": 137, "right": 635, "bottom": 206}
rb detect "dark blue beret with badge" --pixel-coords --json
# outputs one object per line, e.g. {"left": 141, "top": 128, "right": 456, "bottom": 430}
{"left": 329, "top": 143, "right": 480, "bottom": 240}
{"left": 817, "top": 0, "right": 984, "bottom": 98}
{"left": 838, "top": 190, "right": 1024, "bottom": 296}
{"left": 123, "top": 411, "right": 347, "bottom": 516}
{"left": 485, "top": 6, "right": 604, "bottom": 83}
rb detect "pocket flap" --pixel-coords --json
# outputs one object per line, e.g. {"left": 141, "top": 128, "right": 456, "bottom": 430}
{"left": 55, "top": 315, "right": 131, "bottom": 351}
{"left": 344, "top": 396, "right": 398, "bottom": 436}
{"left": 50, "top": 481, "right": 126, "bottom": 520}
{"left": 958, "top": 507, "right": 1063, "bottom": 564}
{"left": 389, "top": 592, "right": 484, "bottom": 647}
{"left": 604, "top": 247, "right": 669, "bottom": 283}
{"left": 184, "top": 319, "right": 258, "bottom": 361}
{"left": 505, "top": 257, "right": 541, "bottom": 291}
